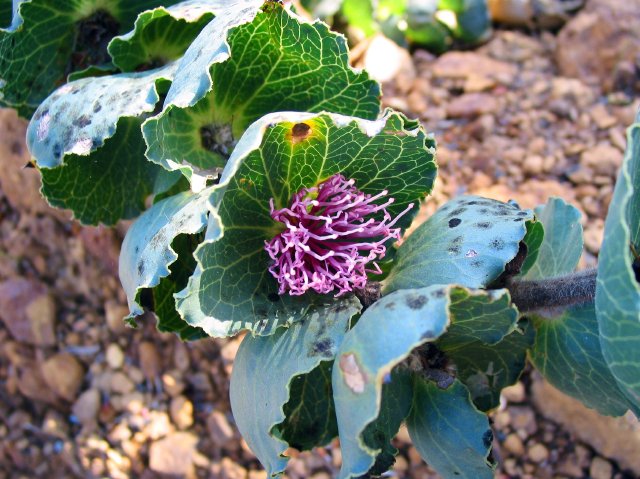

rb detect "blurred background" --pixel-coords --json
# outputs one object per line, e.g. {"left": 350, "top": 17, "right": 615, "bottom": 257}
{"left": 0, "top": 0, "right": 639, "bottom": 477}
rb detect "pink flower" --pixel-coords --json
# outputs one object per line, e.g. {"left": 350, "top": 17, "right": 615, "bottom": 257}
{"left": 264, "top": 174, "right": 413, "bottom": 296}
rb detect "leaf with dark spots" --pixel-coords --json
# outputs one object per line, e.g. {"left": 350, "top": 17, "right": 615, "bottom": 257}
{"left": 309, "top": 337, "right": 334, "bottom": 358}
{"left": 474, "top": 222, "right": 492, "bottom": 229}
{"left": 449, "top": 218, "right": 462, "bottom": 228}
{"left": 406, "top": 294, "right": 428, "bottom": 310}
{"left": 291, "top": 122, "right": 311, "bottom": 143}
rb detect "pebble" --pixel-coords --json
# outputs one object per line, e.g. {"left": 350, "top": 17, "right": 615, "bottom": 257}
{"left": 446, "top": 93, "right": 499, "bottom": 119}
{"left": 502, "top": 382, "right": 526, "bottom": 403}
{"left": 0, "top": 279, "right": 56, "bottom": 346}
{"left": 149, "top": 432, "right": 199, "bottom": 476}
{"left": 219, "top": 457, "right": 248, "bottom": 479}
{"left": 109, "top": 372, "right": 135, "bottom": 395}
{"left": 104, "top": 301, "right": 129, "bottom": 335}
{"left": 41, "top": 353, "right": 84, "bottom": 401}
{"left": 207, "top": 410, "right": 236, "bottom": 445}
{"left": 590, "top": 104, "right": 617, "bottom": 129}
{"left": 170, "top": 395, "right": 194, "bottom": 430}
{"left": 106, "top": 344, "right": 125, "bottom": 370}
{"left": 523, "top": 155, "right": 544, "bottom": 175}
{"left": 528, "top": 443, "right": 549, "bottom": 463}
{"left": 162, "top": 370, "right": 186, "bottom": 397}
{"left": 72, "top": 389, "right": 101, "bottom": 425}
{"left": 138, "top": 342, "right": 161, "bottom": 380}
{"left": 503, "top": 433, "right": 525, "bottom": 456}
{"left": 590, "top": 457, "right": 614, "bottom": 479}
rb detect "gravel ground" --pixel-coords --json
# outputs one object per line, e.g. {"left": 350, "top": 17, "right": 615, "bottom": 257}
{"left": 1, "top": 1, "right": 639, "bottom": 477}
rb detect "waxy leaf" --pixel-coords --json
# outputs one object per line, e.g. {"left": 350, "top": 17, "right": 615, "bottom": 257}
{"left": 522, "top": 197, "right": 582, "bottom": 280}
{"left": 230, "top": 297, "right": 360, "bottom": 477}
{"left": 531, "top": 304, "right": 638, "bottom": 416}
{"left": 108, "top": 2, "right": 218, "bottom": 72}
{"left": 525, "top": 197, "right": 637, "bottom": 415}
{"left": 447, "top": 320, "right": 534, "bottom": 412}
{"left": 596, "top": 118, "right": 640, "bottom": 408}
{"left": 0, "top": 0, "right": 177, "bottom": 117}
{"left": 176, "top": 110, "right": 436, "bottom": 338}
{"left": 119, "top": 187, "right": 214, "bottom": 323}
{"left": 332, "top": 285, "right": 506, "bottom": 478}
{"left": 143, "top": 4, "right": 381, "bottom": 181}
{"left": 384, "top": 196, "right": 532, "bottom": 294}
{"left": 407, "top": 377, "right": 494, "bottom": 479}
{"left": 519, "top": 219, "right": 544, "bottom": 277}
{"left": 39, "top": 117, "right": 179, "bottom": 225}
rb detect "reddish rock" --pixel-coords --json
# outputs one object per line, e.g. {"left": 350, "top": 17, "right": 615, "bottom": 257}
{"left": 446, "top": 93, "right": 498, "bottom": 119}
{"left": 0, "top": 278, "right": 56, "bottom": 346}
{"left": 41, "top": 353, "right": 85, "bottom": 401}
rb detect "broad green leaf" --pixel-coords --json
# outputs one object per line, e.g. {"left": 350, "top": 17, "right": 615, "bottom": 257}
{"left": 531, "top": 304, "right": 638, "bottom": 416}
{"left": 108, "top": 2, "right": 217, "bottom": 72}
{"left": 522, "top": 197, "right": 582, "bottom": 279}
{"left": 150, "top": 234, "right": 207, "bottom": 341}
{"left": 333, "top": 284, "right": 453, "bottom": 479}
{"left": 446, "top": 319, "right": 534, "bottom": 411}
{"left": 161, "top": 0, "right": 264, "bottom": 109}
{"left": 119, "top": 188, "right": 214, "bottom": 322}
{"left": 39, "top": 117, "right": 179, "bottom": 225}
{"left": 404, "top": 0, "right": 452, "bottom": 53}
{"left": 143, "top": 5, "right": 381, "bottom": 180}
{"left": 176, "top": 110, "right": 437, "bottom": 337}
{"left": 596, "top": 118, "right": 640, "bottom": 408}
{"left": 277, "top": 361, "right": 338, "bottom": 451}
{"left": 300, "top": 0, "right": 343, "bottom": 18}
{"left": 437, "top": 288, "right": 518, "bottom": 351}
{"left": 27, "top": 64, "right": 175, "bottom": 169}
{"left": 519, "top": 219, "right": 544, "bottom": 277}
{"left": 407, "top": 377, "right": 494, "bottom": 479}
{"left": 0, "top": 0, "right": 178, "bottom": 117}
{"left": 385, "top": 196, "right": 532, "bottom": 294}
{"left": 230, "top": 297, "right": 360, "bottom": 477}
{"left": 358, "top": 370, "right": 413, "bottom": 476}
{"left": 438, "top": 0, "right": 492, "bottom": 45}
{"left": 332, "top": 285, "right": 508, "bottom": 478}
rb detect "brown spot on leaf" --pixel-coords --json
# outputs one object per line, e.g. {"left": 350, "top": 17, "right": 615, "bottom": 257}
{"left": 339, "top": 353, "right": 367, "bottom": 393}
{"left": 291, "top": 123, "right": 311, "bottom": 144}
{"left": 406, "top": 294, "right": 428, "bottom": 310}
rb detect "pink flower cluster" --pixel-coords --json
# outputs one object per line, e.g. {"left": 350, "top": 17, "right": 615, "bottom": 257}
{"left": 264, "top": 174, "right": 413, "bottom": 296}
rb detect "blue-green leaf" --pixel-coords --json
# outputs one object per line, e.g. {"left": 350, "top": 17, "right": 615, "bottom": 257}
{"left": 407, "top": 377, "right": 494, "bottom": 479}
{"left": 385, "top": 196, "right": 532, "bottom": 294}
{"left": 230, "top": 297, "right": 361, "bottom": 477}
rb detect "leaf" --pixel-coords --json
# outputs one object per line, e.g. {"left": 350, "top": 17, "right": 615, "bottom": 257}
{"left": 229, "top": 297, "right": 361, "bottom": 477}
{"left": 27, "top": 64, "right": 175, "bottom": 169}
{"left": 530, "top": 304, "right": 638, "bottom": 416}
{"left": 119, "top": 188, "right": 213, "bottom": 322}
{"left": 519, "top": 219, "right": 544, "bottom": 277}
{"left": 107, "top": 2, "right": 216, "bottom": 72}
{"left": 176, "top": 110, "right": 437, "bottom": 338}
{"left": 407, "top": 377, "right": 494, "bottom": 479}
{"left": 446, "top": 319, "right": 534, "bottom": 411}
{"left": 332, "top": 284, "right": 509, "bottom": 478}
{"left": 332, "top": 284, "right": 453, "bottom": 479}
{"left": 341, "top": 0, "right": 377, "bottom": 37}
{"left": 0, "top": 0, "right": 177, "bottom": 117}
{"left": 277, "top": 361, "right": 338, "bottom": 451}
{"left": 300, "top": 0, "right": 344, "bottom": 19}
{"left": 596, "top": 118, "right": 640, "bottom": 409}
{"left": 384, "top": 196, "right": 533, "bottom": 294}
{"left": 143, "top": 4, "right": 381, "bottom": 180}
{"left": 437, "top": 288, "right": 518, "bottom": 351}
{"left": 522, "top": 197, "right": 582, "bottom": 279}
{"left": 39, "top": 117, "right": 180, "bottom": 225}
{"left": 151, "top": 234, "right": 207, "bottom": 340}
{"left": 438, "top": 0, "right": 492, "bottom": 45}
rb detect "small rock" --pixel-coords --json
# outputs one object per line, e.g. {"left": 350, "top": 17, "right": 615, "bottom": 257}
{"left": 432, "top": 51, "right": 516, "bottom": 84}
{"left": 170, "top": 395, "right": 194, "bottom": 430}
{"left": 248, "top": 470, "right": 268, "bottom": 479}
{"left": 523, "top": 155, "right": 544, "bottom": 176}
{"left": 41, "top": 353, "right": 84, "bottom": 401}
{"left": 502, "top": 382, "right": 526, "bottom": 403}
{"left": 510, "top": 406, "right": 537, "bottom": 437}
{"left": 104, "top": 301, "right": 129, "bottom": 335}
{"left": 220, "top": 457, "right": 247, "bottom": 479}
{"left": 145, "top": 411, "right": 174, "bottom": 440}
{"left": 139, "top": 342, "right": 161, "bottom": 380}
{"left": 446, "top": 93, "right": 498, "bottom": 119}
{"left": 162, "top": 370, "right": 186, "bottom": 397}
{"left": 41, "top": 410, "right": 68, "bottom": 438}
{"left": 0, "top": 279, "right": 56, "bottom": 346}
{"left": 149, "top": 432, "right": 199, "bottom": 476}
{"left": 528, "top": 443, "right": 549, "bottom": 463}
{"left": 584, "top": 222, "right": 605, "bottom": 254}
{"left": 17, "top": 364, "right": 59, "bottom": 404}
{"left": 590, "top": 104, "right": 617, "bottom": 129}
{"left": 503, "top": 433, "right": 525, "bottom": 456}
{"left": 105, "top": 344, "right": 125, "bottom": 370}
{"left": 207, "top": 411, "right": 236, "bottom": 445}
{"left": 72, "top": 389, "right": 101, "bottom": 425}
{"left": 363, "top": 34, "right": 415, "bottom": 84}
{"left": 590, "top": 457, "right": 614, "bottom": 479}
{"left": 109, "top": 372, "right": 135, "bottom": 395}
{"left": 581, "top": 143, "right": 623, "bottom": 176}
